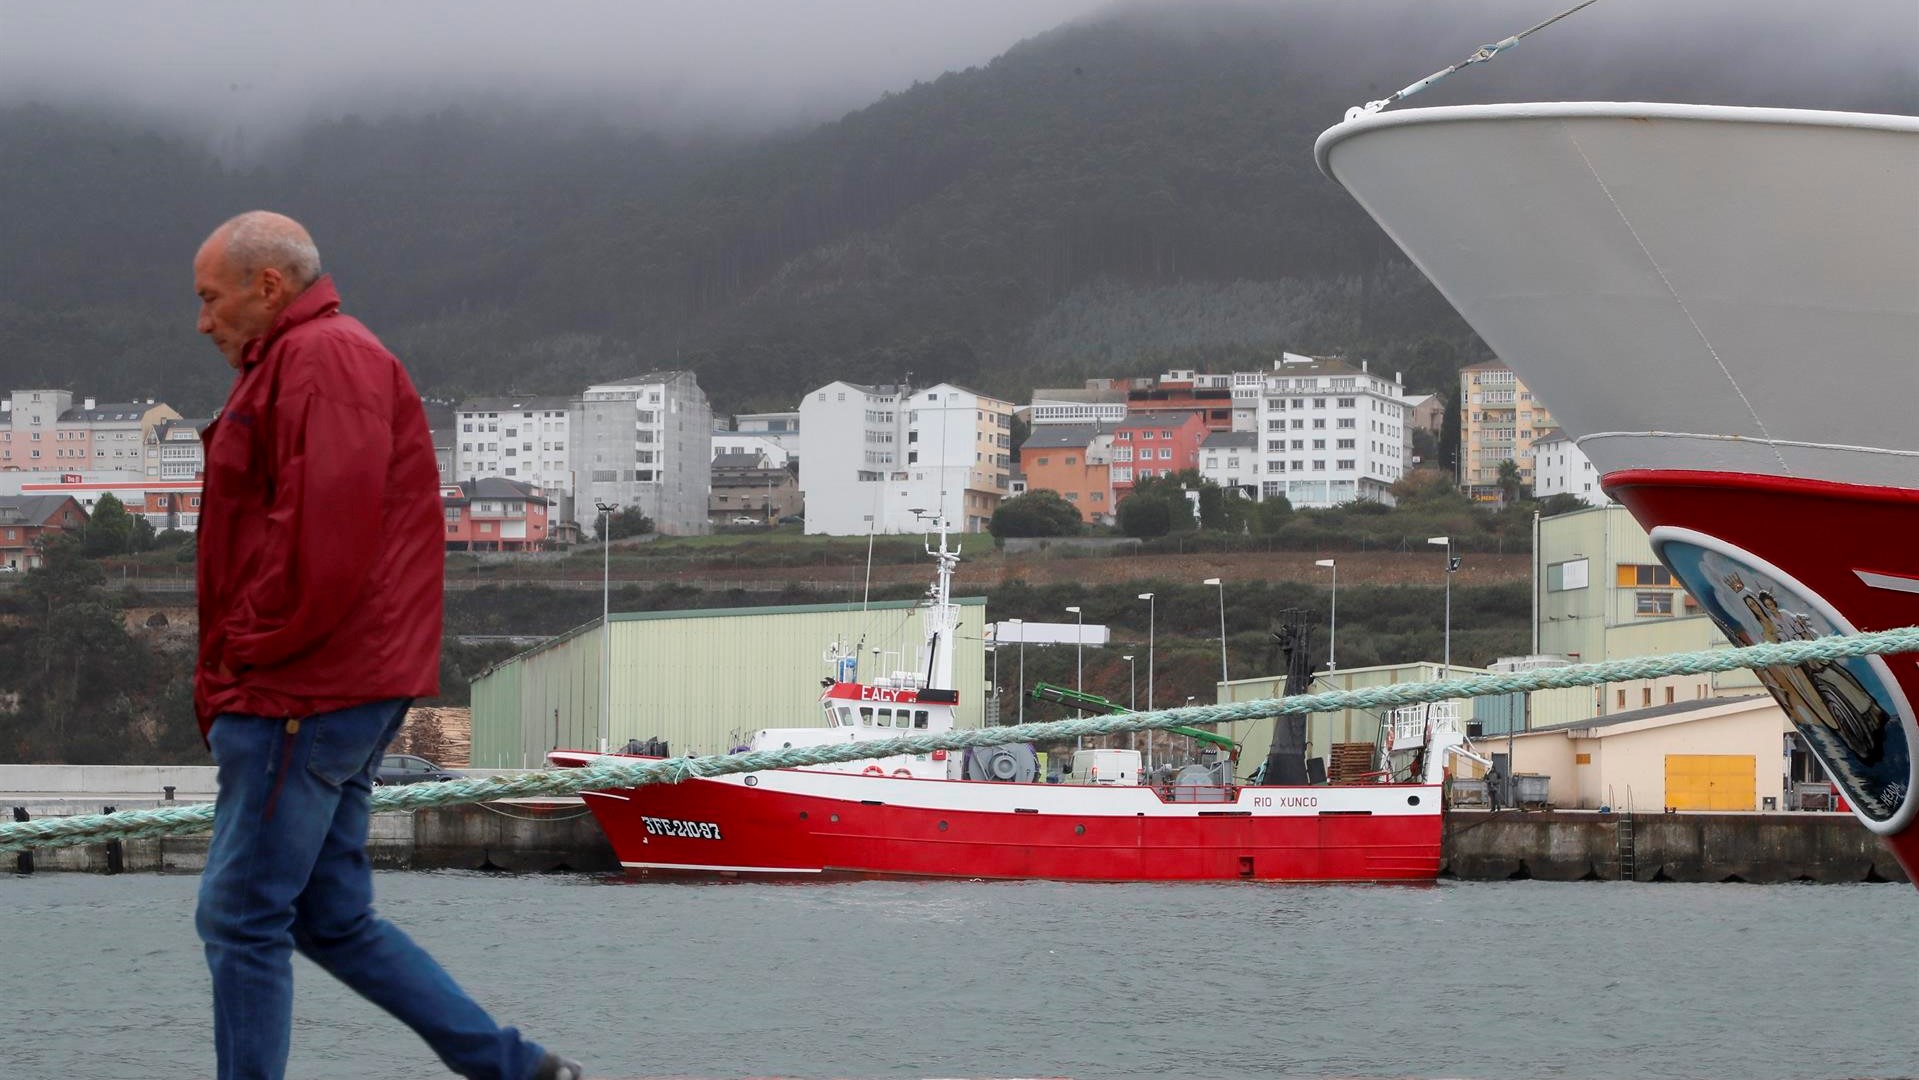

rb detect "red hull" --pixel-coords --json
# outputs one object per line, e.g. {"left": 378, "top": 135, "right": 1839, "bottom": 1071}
{"left": 1609, "top": 470, "right": 1919, "bottom": 880}
{"left": 569, "top": 764, "right": 1443, "bottom": 883}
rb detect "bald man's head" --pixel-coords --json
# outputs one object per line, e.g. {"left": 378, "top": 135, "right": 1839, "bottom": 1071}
{"left": 193, "top": 211, "right": 325, "bottom": 369}
{"left": 211, "top": 211, "right": 322, "bottom": 290}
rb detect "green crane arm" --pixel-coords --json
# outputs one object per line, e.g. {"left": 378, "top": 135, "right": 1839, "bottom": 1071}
{"left": 1027, "top": 682, "right": 1241, "bottom": 754}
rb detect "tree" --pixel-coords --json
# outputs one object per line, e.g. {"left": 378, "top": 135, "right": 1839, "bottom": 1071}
{"left": 82, "top": 492, "right": 131, "bottom": 557}
{"left": 1497, "top": 459, "right": 1524, "bottom": 504}
{"left": 8, "top": 536, "right": 153, "bottom": 761}
{"left": 989, "top": 490, "right": 1082, "bottom": 539}
{"left": 1116, "top": 493, "right": 1173, "bottom": 539}
{"left": 604, "top": 507, "right": 654, "bottom": 541}
{"left": 1537, "top": 493, "right": 1589, "bottom": 518}
{"left": 1253, "top": 493, "right": 1294, "bottom": 535}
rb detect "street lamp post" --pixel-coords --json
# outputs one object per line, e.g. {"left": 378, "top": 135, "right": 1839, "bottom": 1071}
{"left": 1064, "top": 605, "right": 1084, "bottom": 749}
{"left": 1315, "top": 558, "right": 1338, "bottom": 671}
{"left": 1428, "top": 536, "right": 1457, "bottom": 678}
{"left": 1064, "top": 606, "right": 1083, "bottom": 691}
{"left": 988, "top": 641, "right": 999, "bottom": 724}
{"left": 597, "top": 500, "right": 618, "bottom": 753}
{"left": 1122, "top": 654, "right": 1137, "bottom": 753}
{"left": 1137, "top": 592, "right": 1155, "bottom": 772}
{"left": 1008, "top": 618, "right": 1025, "bottom": 725}
{"left": 1202, "top": 578, "right": 1228, "bottom": 693}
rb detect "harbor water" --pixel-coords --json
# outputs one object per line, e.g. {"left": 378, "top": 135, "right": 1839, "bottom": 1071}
{"left": 2, "top": 872, "right": 1913, "bottom": 1080}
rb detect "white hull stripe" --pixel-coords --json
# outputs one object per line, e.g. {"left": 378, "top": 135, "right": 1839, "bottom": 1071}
{"left": 1855, "top": 569, "right": 1919, "bottom": 595}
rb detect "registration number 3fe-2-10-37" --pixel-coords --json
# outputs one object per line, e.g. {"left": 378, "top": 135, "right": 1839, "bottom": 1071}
{"left": 640, "top": 816, "right": 723, "bottom": 840}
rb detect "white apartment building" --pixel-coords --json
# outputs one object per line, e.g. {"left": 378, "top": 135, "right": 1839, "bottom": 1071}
{"left": 1253, "top": 356, "right": 1409, "bottom": 508}
{"left": 1230, "top": 371, "right": 1264, "bottom": 432}
{"left": 575, "top": 371, "right": 713, "bottom": 536}
{"left": 146, "top": 418, "right": 211, "bottom": 480}
{"left": 732, "top": 412, "right": 802, "bottom": 458}
{"left": 1532, "top": 428, "right": 1610, "bottom": 506}
{"left": 1198, "top": 430, "right": 1258, "bottom": 495}
{"left": 798, "top": 381, "right": 1013, "bottom": 535}
{"left": 453, "top": 396, "right": 574, "bottom": 503}
{"left": 1026, "top": 386, "right": 1128, "bottom": 427}
{"left": 712, "top": 432, "right": 791, "bottom": 468}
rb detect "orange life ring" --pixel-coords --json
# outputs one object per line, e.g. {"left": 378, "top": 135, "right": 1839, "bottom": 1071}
{"left": 862, "top": 765, "right": 885, "bottom": 776}
{"left": 892, "top": 768, "right": 913, "bottom": 778}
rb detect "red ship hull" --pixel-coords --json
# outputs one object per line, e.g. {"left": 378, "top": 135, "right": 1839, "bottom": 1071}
{"left": 554, "top": 755, "right": 1443, "bottom": 883}
{"left": 1610, "top": 470, "right": 1919, "bottom": 878}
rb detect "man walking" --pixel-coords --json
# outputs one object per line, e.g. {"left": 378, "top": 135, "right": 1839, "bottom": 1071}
{"left": 191, "top": 211, "right": 583, "bottom": 1080}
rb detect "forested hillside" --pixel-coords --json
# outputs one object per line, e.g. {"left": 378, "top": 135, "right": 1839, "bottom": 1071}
{"left": 1, "top": 2, "right": 1911, "bottom": 415}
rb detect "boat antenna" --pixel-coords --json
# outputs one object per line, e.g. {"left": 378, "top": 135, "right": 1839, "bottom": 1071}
{"left": 1345, "top": 0, "right": 1604, "bottom": 121}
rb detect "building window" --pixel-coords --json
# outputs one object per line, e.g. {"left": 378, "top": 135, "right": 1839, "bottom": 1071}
{"left": 1635, "top": 592, "right": 1675, "bottom": 617}
{"left": 1617, "top": 564, "right": 1675, "bottom": 587}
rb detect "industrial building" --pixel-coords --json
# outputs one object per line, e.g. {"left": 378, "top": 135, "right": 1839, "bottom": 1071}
{"left": 1216, "top": 661, "right": 1529, "bottom": 777}
{"left": 468, "top": 597, "right": 989, "bottom": 769}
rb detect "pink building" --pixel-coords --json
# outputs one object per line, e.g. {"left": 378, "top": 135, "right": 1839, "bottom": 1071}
{"left": 1108, "top": 410, "right": 1210, "bottom": 500}
{"left": 442, "top": 478, "right": 551, "bottom": 552}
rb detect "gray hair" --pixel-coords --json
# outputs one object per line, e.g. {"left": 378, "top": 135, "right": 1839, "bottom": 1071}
{"left": 219, "top": 211, "right": 323, "bottom": 289}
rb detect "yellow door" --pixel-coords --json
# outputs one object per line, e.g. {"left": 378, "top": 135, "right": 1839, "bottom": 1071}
{"left": 1664, "top": 754, "right": 1756, "bottom": 811}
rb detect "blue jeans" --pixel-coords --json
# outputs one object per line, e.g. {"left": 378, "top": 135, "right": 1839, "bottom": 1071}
{"left": 196, "top": 699, "right": 549, "bottom": 1080}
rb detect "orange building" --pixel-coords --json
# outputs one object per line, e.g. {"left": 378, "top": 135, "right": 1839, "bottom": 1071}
{"left": 1017, "top": 425, "right": 1114, "bottom": 524}
{"left": 442, "top": 478, "right": 551, "bottom": 552}
{"left": 0, "top": 495, "right": 87, "bottom": 570}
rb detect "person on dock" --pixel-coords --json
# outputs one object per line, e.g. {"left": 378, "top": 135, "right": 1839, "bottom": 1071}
{"left": 190, "top": 211, "right": 584, "bottom": 1080}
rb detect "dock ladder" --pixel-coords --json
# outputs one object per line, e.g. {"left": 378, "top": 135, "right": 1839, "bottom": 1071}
{"left": 1615, "top": 785, "right": 1637, "bottom": 882}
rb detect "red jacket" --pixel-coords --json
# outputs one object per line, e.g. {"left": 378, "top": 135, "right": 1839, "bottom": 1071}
{"left": 194, "top": 276, "right": 443, "bottom": 734}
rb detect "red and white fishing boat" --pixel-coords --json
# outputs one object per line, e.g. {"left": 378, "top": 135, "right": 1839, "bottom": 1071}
{"left": 1316, "top": 102, "right": 1919, "bottom": 881}
{"left": 552, "top": 525, "right": 1482, "bottom": 882}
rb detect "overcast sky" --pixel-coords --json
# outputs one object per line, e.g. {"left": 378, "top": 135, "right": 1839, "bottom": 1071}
{"left": 0, "top": 0, "right": 1111, "bottom": 134}
{"left": 2, "top": 0, "right": 1911, "bottom": 138}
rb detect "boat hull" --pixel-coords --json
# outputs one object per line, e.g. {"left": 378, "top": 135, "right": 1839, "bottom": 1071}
{"left": 1317, "top": 103, "right": 1919, "bottom": 877}
{"left": 560, "top": 756, "right": 1442, "bottom": 882}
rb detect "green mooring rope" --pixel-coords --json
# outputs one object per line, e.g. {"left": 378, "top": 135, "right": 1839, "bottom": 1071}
{"left": 7, "top": 625, "right": 1918, "bottom": 855}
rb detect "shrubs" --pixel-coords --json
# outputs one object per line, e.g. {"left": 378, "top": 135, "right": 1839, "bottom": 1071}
{"left": 989, "top": 490, "right": 1083, "bottom": 538}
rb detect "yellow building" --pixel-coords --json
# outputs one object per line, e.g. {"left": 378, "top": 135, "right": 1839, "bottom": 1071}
{"left": 1458, "top": 361, "right": 1555, "bottom": 500}
{"left": 1499, "top": 694, "right": 1803, "bottom": 812}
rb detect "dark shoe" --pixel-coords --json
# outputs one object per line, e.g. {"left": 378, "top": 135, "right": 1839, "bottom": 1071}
{"left": 534, "top": 1051, "right": 585, "bottom": 1080}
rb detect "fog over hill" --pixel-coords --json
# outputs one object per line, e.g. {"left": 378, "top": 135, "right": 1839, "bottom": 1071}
{"left": 0, "top": 0, "right": 1911, "bottom": 414}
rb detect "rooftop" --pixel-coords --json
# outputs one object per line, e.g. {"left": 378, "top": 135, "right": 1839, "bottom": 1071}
{"left": 1019, "top": 424, "right": 1106, "bottom": 451}
{"left": 1030, "top": 387, "right": 1129, "bottom": 405}
{"left": 0, "top": 494, "right": 85, "bottom": 526}
{"left": 1117, "top": 410, "right": 1204, "bottom": 429}
{"left": 457, "top": 396, "right": 572, "bottom": 414}
{"left": 57, "top": 402, "right": 160, "bottom": 423}
{"left": 1523, "top": 693, "right": 1772, "bottom": 735}
{"left": 1201, "top": 430, "right": 1258, "bottom": 449}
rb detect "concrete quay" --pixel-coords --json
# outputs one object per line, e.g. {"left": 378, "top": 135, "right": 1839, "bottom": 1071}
{"left": 5, "top": 792, "right": 1905, "bottom": 882}
{"left": 4, "top": 799, "right": 617, "bottom": 875}
{"left": 1445, "top": 808, "right": 1909, "bottom": 884}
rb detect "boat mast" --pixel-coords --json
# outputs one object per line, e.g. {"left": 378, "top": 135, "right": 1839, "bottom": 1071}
{"left": 920, "top": 513, "right": 961, "bottom": 691}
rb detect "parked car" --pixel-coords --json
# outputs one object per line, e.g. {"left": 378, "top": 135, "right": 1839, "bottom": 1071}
{"left": 777, "top": 514, "right": 804, "bottom": 525}
{"left": 729, "top": 515, "right": 761, "bottom": 526}
{"left": 375, "top": 754, "right": 458, "bottom": 786}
